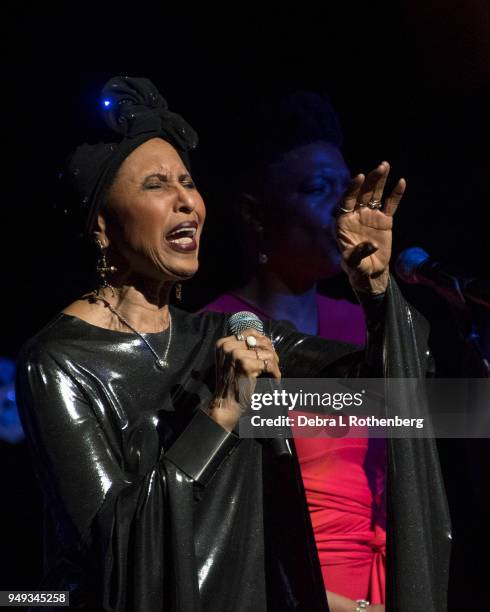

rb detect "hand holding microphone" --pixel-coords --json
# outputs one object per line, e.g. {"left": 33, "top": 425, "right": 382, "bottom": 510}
{"left": 208, "top": 312, "right": 281, "bottom": 432}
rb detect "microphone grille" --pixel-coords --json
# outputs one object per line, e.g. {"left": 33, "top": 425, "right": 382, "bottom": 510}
{"left": 227, "top": 311, "right": 264, "bottom": 335}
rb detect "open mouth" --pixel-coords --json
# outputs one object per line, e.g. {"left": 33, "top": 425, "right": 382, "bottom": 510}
{"left": 165, "top": 221, "right": 198, "bottom": 252}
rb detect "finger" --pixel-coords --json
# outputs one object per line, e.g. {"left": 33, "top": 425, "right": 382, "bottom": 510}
{"left": 253, "top": 354, "right": 282, "bottom": 379}
{"left": 230, "top": 348, "right": 255, "bottom": 364}
{"left": 221, "top": 334, "right": 279, "bottom": 367}
{"left": 235, "top": 354, "right": 269, "bottom": 378}
{"left": 254, "top": 348, "right": 280, "bottom": 367}
{"left": 248, "top": 351, "right": 282, "bottom": 379}
{"left": 345, "top": 242, "right": 378, "bottom": 268}
{"left": 358, "top": 163, "right": 388, "bottom": 206}
{"left": 232, "top": 348, "right": 279, "bottom": 370}
{"left": 223, "top": 338, "right": 270, "bottom": 354}
{"left": 262, "top": 347, "right": 280, "bottom": 364}
{"left": 341, "top": 174, "right": 365, "bottom": 211}
{"left": 233, "top": 347, "right": 281, "bottom": 378}
{"left": 264, "top": 358, "right": 282, "bottom": 379}
{"left": 372, "top": 161, "right": 390, "bottom": 201}
{"left": 244, "top": 336, "right": 277, "bottom": 354}
{"left": 219, "top": 339, "right": 240, "bottom": 355}
{"left": 241, "top": 328, "right": 265, "bottom": 338}
{"left": 240, "top": 328, "right": 265, "bottom": 347}
{"left": 262, "top": 359, "right": 282, "bottom": 379}
{"left": 216, "top": 335, "right": 241, "bottom": 350}
{"left": 242, "top": 330, "right": 277, "bottom": 354}
{"left": 216, "top": 327, "right": 266, "bottom": 350}
{"left": 383, "top": 177, "right": 406, "bottom": 216}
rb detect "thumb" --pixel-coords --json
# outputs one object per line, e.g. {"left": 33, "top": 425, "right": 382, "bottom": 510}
{"left": 345, "top": 242, "right": 378, "bottom": 268}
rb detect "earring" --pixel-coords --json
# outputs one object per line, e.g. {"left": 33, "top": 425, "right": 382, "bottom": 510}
{"left": 257, "top": 225, "right": 268, "bottom": 264}
{"left": 95, "top": 239, "right": 117, "bottom": 291}
{"left": 175, "top": 283, "right": 182, "bottom": 301}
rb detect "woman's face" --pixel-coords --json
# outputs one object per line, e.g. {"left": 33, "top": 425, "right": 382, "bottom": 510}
{"left": 101, "top": 138, "right": 206, "bottom": 282}
{"left": 261, "top": 141, "right": 350, "bottom": 281}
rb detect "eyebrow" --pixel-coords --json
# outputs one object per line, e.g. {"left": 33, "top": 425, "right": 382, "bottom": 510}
{"left": 142, "top": 172, "right": 192, "bottom": 183}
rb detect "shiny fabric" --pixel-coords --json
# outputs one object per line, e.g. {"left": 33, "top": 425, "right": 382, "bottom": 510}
{"left": 203, "top": 292, "right": 386, "bottom": 603}
{"left": 16, "top": 278, "right": 451, "bottom": 611}
{"left": 382, "top": 282, "right": 452, "bottom": 612}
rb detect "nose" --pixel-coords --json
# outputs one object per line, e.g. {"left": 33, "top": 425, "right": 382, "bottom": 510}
{"left": 174, "top": 184, "right": 196, "bottom": 214}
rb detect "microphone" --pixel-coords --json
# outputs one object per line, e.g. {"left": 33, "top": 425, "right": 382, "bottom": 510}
{"left": 227, "top": 311, "right": 264, "bottom": 336}
{"left": 395, "top": 247, "right": 490, "bottom": 309}
{"left": 226, "top": 311, "right": 292, "bottom": 458}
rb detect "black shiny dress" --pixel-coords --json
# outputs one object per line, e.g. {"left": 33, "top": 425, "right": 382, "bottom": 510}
{"left": 16, "top": 280, "right": 451, "bottom": 612}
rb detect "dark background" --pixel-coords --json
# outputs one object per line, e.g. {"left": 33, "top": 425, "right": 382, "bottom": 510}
{"left": 1, "top": 2, "right": 489, "bottom": 609}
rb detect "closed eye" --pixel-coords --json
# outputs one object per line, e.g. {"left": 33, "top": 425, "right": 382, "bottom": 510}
{"left": 181, "top": 181, "right": 196, "bottom": 189}
{"left": 142, "top": 172, "right": 196, "bottom": 190}
{"left": 179, "top": 174, "right": 196, "bottom": 189}
{"left": 142, "top": 172, "right": 168, "bottom": 189}
{"left": 301, "top": 180, "right": 334, "bottom": 196}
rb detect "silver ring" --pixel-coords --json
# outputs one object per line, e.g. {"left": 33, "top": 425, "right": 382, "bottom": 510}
{"left": 337, "top": 206, "right": 354, "bottom": 214}
{"left": 235, "top": 333, "right": 244, "bottom": 341}
{"left": 368, "top": 199, "right": 382, "bottom": 209}
{"left": 246, "top": 335, "right": 257, "bottom": 349}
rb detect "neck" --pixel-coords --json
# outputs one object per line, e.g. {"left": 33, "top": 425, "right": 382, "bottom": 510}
{"left": 234, "top": 268, "right": 319, "bottom": 335}
{"left": 94, "top": 277, "right": 172, "bottom": 333}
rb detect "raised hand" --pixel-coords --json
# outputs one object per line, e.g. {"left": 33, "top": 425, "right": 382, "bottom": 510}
{"left": 336, "top": 161, "right": 405, "bottom": 294}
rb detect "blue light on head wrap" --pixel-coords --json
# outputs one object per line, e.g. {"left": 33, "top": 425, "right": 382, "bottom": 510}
{"left": 63, "top": 76, "right": 198, "bottom": 237}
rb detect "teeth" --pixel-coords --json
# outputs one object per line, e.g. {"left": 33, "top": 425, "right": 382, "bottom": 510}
{"left": 170, "top": 237, "right": 193, "bottom": 245}
{"left": 168, "top": 227, "right": 196, "bottom": 237}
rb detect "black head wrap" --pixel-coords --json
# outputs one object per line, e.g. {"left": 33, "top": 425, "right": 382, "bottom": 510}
{"left": 60, "top": 76, "right": 198, "bottom": 236}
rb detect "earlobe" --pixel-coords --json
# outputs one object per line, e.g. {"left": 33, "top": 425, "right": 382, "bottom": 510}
{"left": 93, "top": 214, "right": 109, "bottom": 248}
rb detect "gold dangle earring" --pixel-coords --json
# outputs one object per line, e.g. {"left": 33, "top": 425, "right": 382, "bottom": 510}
{"left": 95, "top": 239, "right": 118, "bottom": 294}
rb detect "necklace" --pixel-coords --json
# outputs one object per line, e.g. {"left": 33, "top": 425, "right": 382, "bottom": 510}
{"left": 91, "top": 294, "right": 172, "bottom": 370}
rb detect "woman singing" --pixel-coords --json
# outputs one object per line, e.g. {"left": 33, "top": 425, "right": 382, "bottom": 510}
{"left": 16, "top": 76, "right": 450, "bottom": 612}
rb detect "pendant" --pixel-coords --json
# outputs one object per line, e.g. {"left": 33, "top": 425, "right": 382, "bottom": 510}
{"left": 155, "top": 359, "right": 169, "bottom": 370}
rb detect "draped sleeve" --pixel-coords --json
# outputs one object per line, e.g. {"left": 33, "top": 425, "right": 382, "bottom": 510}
{"left": 16, "top": 335, "right": 240, "bottom": 612}
{"left": 266, "top": 277, "right": 452, "bottom": 612}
